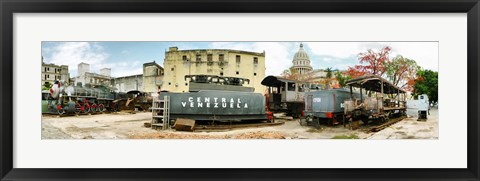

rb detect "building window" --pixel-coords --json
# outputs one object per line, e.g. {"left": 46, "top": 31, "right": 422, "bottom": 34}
{"left": 185, "top": 83, "right": 188, "bottom": 86}
{"left": 220, "top": 72, "right": 224, "bottom": 76}
{"left": 182, "top": 55, "right": 187, "bottom": 61}
{"left": 207, "top": 54, "right": 213, "bottom": 62}
{"left": 171, "top": 68, "right": 174, "bottom": 71}
{"left": 168, "top": 82, "right": 171, "bottom": 85}
{"left": 196, "top": 54, "right": 201, "bottom": 61}
{"left": 236, "top": 55, "right": 241, "bottom": 64}
{"left": 219, "top": 54, "right": 224, "bottom": 61}
{"left": 47, "top": 67, "right": 50, "bottom": 71}
{"left": 253, "top": 57, "right": 258, "bottom": 64}
{"left": 236, "top": 71, "right": 239, "bottom": 75}
{"left": 254, "top": 73, "right": 257, "bottom": 76}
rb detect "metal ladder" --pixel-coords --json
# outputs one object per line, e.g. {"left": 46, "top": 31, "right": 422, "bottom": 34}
{"left": 151, "top": 95, "right": 170, "bottom": 130}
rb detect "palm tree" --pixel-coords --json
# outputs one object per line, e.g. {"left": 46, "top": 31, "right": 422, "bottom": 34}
{"left": 325, "top": 67, "right": 333, "bottom": 89}
{"left": 326, "top": 67, "right": 333, "bottom": 79}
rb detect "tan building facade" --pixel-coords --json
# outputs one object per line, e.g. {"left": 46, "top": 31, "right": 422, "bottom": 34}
{"left": 163, "top": 47, "right": 266, "bottom": 93}
{"left": 111, "top": 61, "right": 164, "bottom": 94}
{"left": 42, "top": 60, "right": 70, "bottom": 86}
{"left": 142, "top": 61, "right": 164, "bottom": 93}
{"left": 76, "top": 62, "right": 112, "bottom": 87}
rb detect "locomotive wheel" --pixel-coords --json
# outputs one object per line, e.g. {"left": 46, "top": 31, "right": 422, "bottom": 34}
{"left": 313, "top": 118, "right": 321, "bottom": 129}
{"left": 270, "top": 116, "right": 275, "bottom": 123}
{"left": 84, "top": 104, "right": 90, "bottom": 113}
{"left": 98, "top": 104, "right": 105, "bottom": 112}
{"left": 74, "top": 103, "right": 81, "bottom": 115}
{"left": 57, "top": 108, "right": 64, "bottom": 115}
{"left": 91, "top": 104, "right": 97, "bottom": 113}
{"left": 300, "top": 116, "right": 310, "bottom": 126}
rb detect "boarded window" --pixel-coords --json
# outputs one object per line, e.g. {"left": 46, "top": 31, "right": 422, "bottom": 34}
{"left": 207, "top": 54, "right": 213, "bottom": 61}
{"left": 236, "top": 55, "right": 241, "bottom": 64}
{"left": 219, "top": 54, "right": 224, "bottom": 61}
{"left": 196, "top": 54, "right": 201, "bottom": 61}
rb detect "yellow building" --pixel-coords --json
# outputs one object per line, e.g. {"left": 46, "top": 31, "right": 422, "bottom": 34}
{"left": 42, "top": 59, "right": 70, "bottom": 86}
{"left": 163, "top": 47, "right": 266, "bottom": 93}
{"left": 142, "top": 61, "right": 164, "bottom": 93}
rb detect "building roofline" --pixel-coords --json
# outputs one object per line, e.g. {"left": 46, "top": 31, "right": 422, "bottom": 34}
{"left": 113, "top": 74, "right": 143, "bottom": 79}
{"left": 168, "top": 48, "right": 265, "bottom": 56}
{"left": 143, "top": 61, "right": 163, "bottom": 69}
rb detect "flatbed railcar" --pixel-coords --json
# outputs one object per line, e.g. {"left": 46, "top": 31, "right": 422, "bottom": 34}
{"left": 343, "top": 74, "right": 407, "bottom": 125}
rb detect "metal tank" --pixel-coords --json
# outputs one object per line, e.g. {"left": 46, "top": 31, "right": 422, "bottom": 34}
{"left": 156, "top": 75, "right": 269, "bottom": 122}
{"left": 302, "top": 88, "right": 363, "bottom": 126}
{"left": 160, "top": 90, "right": 267, "bottom": 121}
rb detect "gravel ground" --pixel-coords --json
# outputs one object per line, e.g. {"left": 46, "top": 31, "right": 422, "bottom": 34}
{"left": 42, "top": 109, "right": 439, "bottom": 139}
{"left": 367, "top": 107, "right": 439, "bottom": 139}
{"left": 41, "top": 121, "right": 72, "bottom": 139}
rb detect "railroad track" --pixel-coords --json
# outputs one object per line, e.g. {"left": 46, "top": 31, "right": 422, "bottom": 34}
{"left": 367, "top": 116, "right": 406, "bottom": 133}
{"left": 194, "top": 122, "right": 284, "bottom": 132}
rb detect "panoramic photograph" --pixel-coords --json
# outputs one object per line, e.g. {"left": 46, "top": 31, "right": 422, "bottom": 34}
{"left": 41, "top": 41, "right": 438, "bottom": 139}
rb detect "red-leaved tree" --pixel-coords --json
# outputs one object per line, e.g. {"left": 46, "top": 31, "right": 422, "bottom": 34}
{"left": 347, "top": 46, "right": 392, "bottom": 78}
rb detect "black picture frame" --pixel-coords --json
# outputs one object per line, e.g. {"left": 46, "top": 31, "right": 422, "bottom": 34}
{"left": 1, "top": 0, "right": 479, "bottom": 180}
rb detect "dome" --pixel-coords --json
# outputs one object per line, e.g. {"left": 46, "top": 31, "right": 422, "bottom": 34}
{"left": 293, "top": 43, "right": 310, "bottom": 60}
{"left": 291, "top": 43, "right": 313, "bottom": 75}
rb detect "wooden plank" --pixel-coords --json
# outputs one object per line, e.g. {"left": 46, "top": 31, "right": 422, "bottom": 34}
{"left": 174, "top": 118, "right": 196, "bottom": 132}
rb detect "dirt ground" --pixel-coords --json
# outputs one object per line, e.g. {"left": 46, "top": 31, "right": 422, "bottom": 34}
{"left": 41, "top": 107, "right": 439, "bottom": 139}
{"left": 367, "top": 107, "right": 439, "bottom": 139}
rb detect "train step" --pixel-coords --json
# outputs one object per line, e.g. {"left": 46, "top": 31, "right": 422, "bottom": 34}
{"left": 151, "top": 108, "right": 165, "bottom": 110}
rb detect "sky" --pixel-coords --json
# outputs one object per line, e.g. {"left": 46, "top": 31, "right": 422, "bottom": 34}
{"left": 41, "top": 41, "right": 439, "bottom": 78}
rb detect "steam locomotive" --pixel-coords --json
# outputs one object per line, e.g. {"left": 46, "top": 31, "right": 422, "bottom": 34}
{"left": 43, "top": 81, "right": 119, "bottom": 115}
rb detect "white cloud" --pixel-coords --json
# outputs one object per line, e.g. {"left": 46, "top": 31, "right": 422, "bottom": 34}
{"left": 304, "top": 42, "right": 438, "bottom": 71}
{"left": 96, "top": 61, "right": 143, "bottom": 77}
{"left": 210, "top": 42, "right": 293, "bottom": 75}
{"left": 45, "top": 42, "right": 109, "bottom": 77}
{"left": 305, "top": 42, "right": 363, "bottom": 59}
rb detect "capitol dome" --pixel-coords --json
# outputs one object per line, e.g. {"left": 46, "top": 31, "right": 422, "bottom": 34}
{"left": 294, "top": 43, "right": 310, "bottom": 60}
{"left": 291, "top": 43, "right": 313, "bottom": 74}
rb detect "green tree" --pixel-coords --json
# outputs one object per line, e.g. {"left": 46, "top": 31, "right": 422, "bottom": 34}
{"left": 335, "top": 71, "right": 352, "bottom": 88}
{"left": 325, "top": 67, "right": 333, "bottom": 79}
{"left": 42, "top": 82, "right": 51, "bottom": 91}
{"left": 413, "top": 69, "right": 438, "bottom": 105}
{"left": 385, "top": 55, "right": 420, "bottom": 91}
